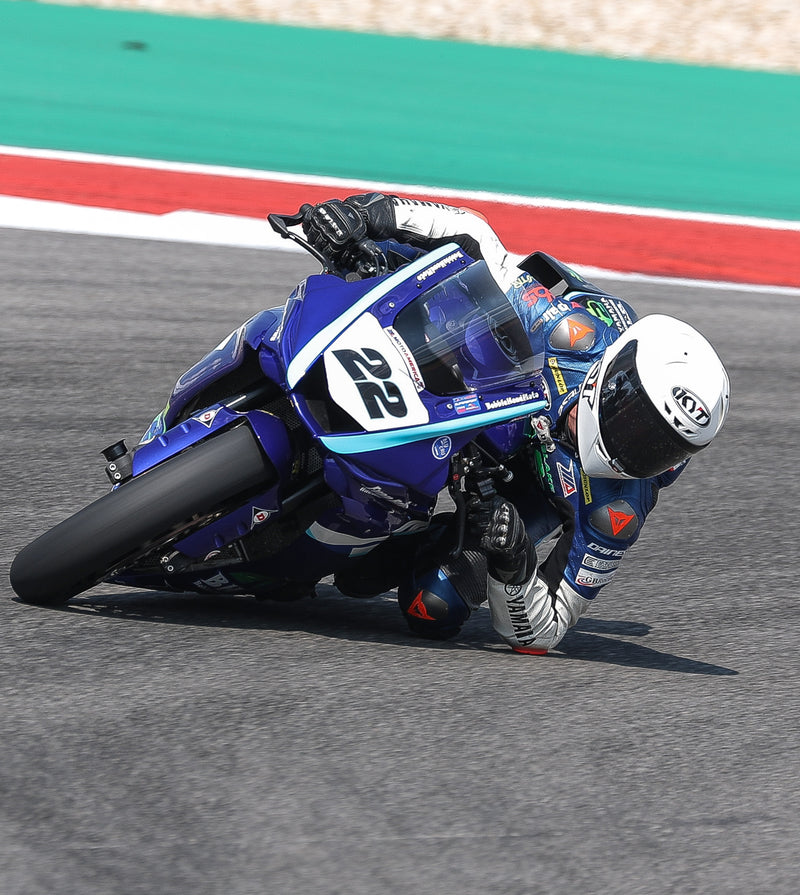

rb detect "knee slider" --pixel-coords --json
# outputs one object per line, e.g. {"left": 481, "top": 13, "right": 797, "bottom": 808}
{"left": 397, "top": 568, "right": 470, "bottom": 640}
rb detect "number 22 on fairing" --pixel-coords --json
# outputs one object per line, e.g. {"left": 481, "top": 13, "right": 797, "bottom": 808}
{"left": 323, "top": 313, "right": 429, "bottom": 431}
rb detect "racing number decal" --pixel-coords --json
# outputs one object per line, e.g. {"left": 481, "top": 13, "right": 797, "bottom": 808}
{"left": 331, "top": 348, "right": 408, "bottom": 419}
{"left": 323, "top": 314, "right": 429, "bottom": 432}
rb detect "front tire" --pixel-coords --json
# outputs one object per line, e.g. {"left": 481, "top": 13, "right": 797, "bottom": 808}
{"left": 10, "top": 425, "right": 277, "bottom": 605}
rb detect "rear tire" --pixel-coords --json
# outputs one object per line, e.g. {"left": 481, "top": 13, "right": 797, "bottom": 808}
{"left": 10, "top": 425, "right": 277, "bottom": 605}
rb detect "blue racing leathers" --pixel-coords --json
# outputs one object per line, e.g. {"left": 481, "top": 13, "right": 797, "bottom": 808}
{"left": 349, "top": 193, "right": 686, "bottom": 652}
{"left": 486, "top": 272, "right": 685, "bottom": 653}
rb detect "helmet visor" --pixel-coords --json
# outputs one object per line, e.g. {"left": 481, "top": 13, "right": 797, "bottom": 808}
{"left": 598, "top": 340, "right": 701, "bottom": 478}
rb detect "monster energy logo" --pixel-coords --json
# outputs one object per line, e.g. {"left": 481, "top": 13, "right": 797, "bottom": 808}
{"left": 532, "top": 444, "right": 555, "bottom": 492}
{"left": 586, "top": 299, "right": 614, "bottom": 326}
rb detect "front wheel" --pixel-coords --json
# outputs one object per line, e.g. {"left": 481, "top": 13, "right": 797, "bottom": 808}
{"left": 10, "top": 425, "right": 277, "bottom": 605}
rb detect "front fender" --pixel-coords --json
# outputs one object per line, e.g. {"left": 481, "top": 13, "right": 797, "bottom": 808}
{"left": 127, "top": 409, "right": 295, "bottom": 559}
{"left": 132, "top": 408, "right": 293, "bottom": 484}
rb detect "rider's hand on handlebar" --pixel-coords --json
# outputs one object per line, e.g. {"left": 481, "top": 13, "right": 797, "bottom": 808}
{"left": 471, "top": 497, "right": 534, "bottom": 585}
{"left": 341, "top": 237, "right": 387, "bottom": 278}
{"left": 302, "top": 199, "right": 368, "bottom": 263}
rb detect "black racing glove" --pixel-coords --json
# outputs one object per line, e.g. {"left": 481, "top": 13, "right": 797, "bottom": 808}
{"left": 302, "top": 199, "right": 368, "bottom": 263}
{"left": 469, "top": 496, "right": 536, "bottom": 586}
{"left": 344, "top": 193, "right": 397, "bottom": 239}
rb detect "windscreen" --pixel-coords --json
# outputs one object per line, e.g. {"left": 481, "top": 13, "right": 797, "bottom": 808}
{"left": 392, "top": 261, "right": 541, "bottom": 396}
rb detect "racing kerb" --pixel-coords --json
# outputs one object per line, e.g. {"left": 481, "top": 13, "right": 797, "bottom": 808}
{"left": 2, "top": 1, "right": 800, "bottom": 286}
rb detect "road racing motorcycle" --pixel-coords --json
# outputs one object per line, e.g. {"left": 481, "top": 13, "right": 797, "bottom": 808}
{"left": 9, "top": 209, "right": 610, "bottom": 606}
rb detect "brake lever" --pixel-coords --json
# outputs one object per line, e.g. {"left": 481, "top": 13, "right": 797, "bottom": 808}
{"left": 267, "top": 206, "right": 332, "bottom": 268}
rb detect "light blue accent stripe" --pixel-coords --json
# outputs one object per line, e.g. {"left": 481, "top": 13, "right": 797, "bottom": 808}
{"left": 285, "top": 242, "right": 465, "bottom": 388}
{"left": 319, "top": 398, "right": 547, "bottom": 455}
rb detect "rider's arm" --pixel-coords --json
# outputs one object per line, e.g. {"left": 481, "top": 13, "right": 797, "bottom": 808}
{"left": 344, "top": 193, "right": 522, "bottom": 291}
{"left": 477, "top": 497, "right": 591, "bottom": 655}
{"left": 487, "top": 465, "right": 674, "bottom": 654}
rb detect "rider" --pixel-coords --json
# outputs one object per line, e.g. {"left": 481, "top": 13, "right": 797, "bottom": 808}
{"left": 301, "top": 194, "right": 730, "bottom": 655}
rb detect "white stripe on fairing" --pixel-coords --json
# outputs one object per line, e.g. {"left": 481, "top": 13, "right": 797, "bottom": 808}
{"left": 306, "top": 521, "right": 386, "bottom": 547}
{"left": 3, "top": 143, "right": 800, "bottom": 232}
{"left": 2, "top": 195, "right": 800, "bottom": 297}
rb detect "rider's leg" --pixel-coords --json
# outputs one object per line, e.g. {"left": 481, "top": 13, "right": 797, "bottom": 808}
{"left": 333, "top": 513, "right": 456, "bottom": 599}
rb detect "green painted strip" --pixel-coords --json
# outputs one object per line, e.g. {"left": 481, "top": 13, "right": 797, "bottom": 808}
{"left": 2, "top": 1, "right": 800, "bottom": 219}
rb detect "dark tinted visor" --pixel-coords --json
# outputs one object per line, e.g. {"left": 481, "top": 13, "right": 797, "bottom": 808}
{"left": 598, "top": 340, "right": 700, "bottom": 478}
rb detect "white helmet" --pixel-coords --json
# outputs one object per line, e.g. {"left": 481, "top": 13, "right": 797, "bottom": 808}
{"left": 576, "top": 314, "right": 730, "bottom": 479}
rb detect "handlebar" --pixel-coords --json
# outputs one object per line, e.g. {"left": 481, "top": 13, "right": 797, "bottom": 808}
{"left": 267, "top": 206, "right": 388, "bottom": 280}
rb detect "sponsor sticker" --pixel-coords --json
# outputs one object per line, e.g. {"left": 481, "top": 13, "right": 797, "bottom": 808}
{"left": 580, "top": 469, "right": 593, "bottom": 504}
{"left": 585, "top": 299, "right": 615, "bottom": 327}
{"left": 557, "top": 459, "right": 577, "bottom": 497}
{"left": 484, "top": 390, "right": 541, "bottom": 411}
{"left": 384, "top": 326, "right": 426, "bottom": 392}
{"left": 587, "top": 541, "right": 625, "bottom": 557}
{"left": 194, "top": 407, "right": 221, "bottom": 428}
{"left": 251, "top": 507, "right": 272, "bottom": 528}
{"left": 519, "top": 283, "right": 555, "bottom": 307}
{"left": 584, "top": 296, "right": 633, "bottom": 332}
{"left": 575, "top": 567, "right": 618, "bottom": 588}
{"left": 431, "top": 436, "right": 452, "bottom": 460}
{"left": 581, "top": 552, "right": 621, "bottom": 572}
{"left": 453, "top": 394, "right": 482, "bottom": 415}
{"left": 416, "top": 250, "right": 464, "bottom": 282}
{"left": 672, "top": 386, "right": 711, "bottom": 428}
{"left": 548, "top": 356, "right": 568, "bottom": 395}
{"left": 542, "top": 301, "right": 572, "bottom": 322}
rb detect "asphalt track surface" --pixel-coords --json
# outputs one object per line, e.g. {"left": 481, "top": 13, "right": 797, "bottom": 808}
{"left": 2, "top": 229, "right": 798, "bottom": 894}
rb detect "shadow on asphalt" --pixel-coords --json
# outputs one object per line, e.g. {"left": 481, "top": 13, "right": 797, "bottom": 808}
{"left": 555, "top": 625, "right": 738, "bottom": 675}
{"left": 39, "top": 583, "right": 738, "bottom": 676}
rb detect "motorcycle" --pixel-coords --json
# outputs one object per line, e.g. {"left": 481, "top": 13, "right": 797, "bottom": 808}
{"left": 9, "top": 208, "right": 608, "bottom": 607}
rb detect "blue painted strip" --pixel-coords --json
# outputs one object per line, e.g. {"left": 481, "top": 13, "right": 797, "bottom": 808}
{"left": 319, "top": 398, "right": 547, "bottom": 454}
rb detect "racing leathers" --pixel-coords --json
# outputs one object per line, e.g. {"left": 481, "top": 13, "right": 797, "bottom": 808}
{"left": 311, "top": 193, "right": 686, "bottom": 654}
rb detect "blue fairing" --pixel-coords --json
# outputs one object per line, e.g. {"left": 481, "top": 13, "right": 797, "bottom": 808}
{"left": 115, "top": 242, "right": 554, "bottom": 592}
{"left": 281, "top": 274, "right": 383, "bottom": 382}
